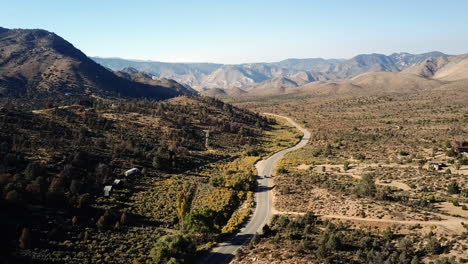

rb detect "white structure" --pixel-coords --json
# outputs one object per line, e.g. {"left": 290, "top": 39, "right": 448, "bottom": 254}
{"left": 125, "top": 168, "right": 139, "bottom": 177}
{"left": 103, "top": 186, "right": 113, "bottom": 197}
{"left": 113, "top": 179, "right": 121, "bottom": 186}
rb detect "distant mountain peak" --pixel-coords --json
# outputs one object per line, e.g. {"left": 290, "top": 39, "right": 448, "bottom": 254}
{"left": 121, "top": 67, "right": 140, "bottom": 74}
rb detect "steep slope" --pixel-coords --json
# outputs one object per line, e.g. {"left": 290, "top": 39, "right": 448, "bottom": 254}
{"left": 202, "top": 87, "right": 228, "bottom": 97}
{"left": 329, "top": 53, "right": 400, "bottom": 79}
{"left": 198, "top": 65, "right": 272, "bottom": 89}
{"left": 0, "top": 95, "right": 271, "bottom": 263}
{"left": 325, "top": 52, "right": 447, "bottom": 80}
{"left": 0, "top": 27, "right": 185, "bottom": 99}
{"left": 404, "top": 54, "right": 468, "bottom": 81}
{"left": 388, "top": 51, "right": 447, "bottom": 69}
{"left": 201, "top": 87, "right": 247, "bottom": 98}
{"left": 402, "top": 56, "right": 451, "bottom": 78}
{"left": 115, "top": 67, "right": 197, "bottom": 95}
{"left": 92, "top": 57, "right": 222, "bottom": 88}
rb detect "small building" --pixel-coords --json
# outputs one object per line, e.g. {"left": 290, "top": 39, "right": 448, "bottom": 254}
{"left": 103, "top": 185, "right": 113, "bottom": 197}
{"left": 113, "top": 179, "right": 122, "bottom": 186}
{"left": 429, "top": 162, "right": 447, "bottom": 171}
{"left": 452, "top": 141, "right": 468, "bottom": 154}
{"left": 124, "top": 168, "right": 139, "bottom": 177}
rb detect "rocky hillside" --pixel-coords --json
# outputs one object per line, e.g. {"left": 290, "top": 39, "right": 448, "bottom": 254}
{"left": 0, "top": 95, "right": 271, "bottom": 263}
{"left": 403, "top": 54, "right": 468, "bottom": 81}
{"left": 0, "top": 27, "right": 189, "bottom": 100}
{"left": 115, "top": 67, "right": 197, "bottom": 95}
{"left": 93, "top": 52, "right": 449, "bottom": 91}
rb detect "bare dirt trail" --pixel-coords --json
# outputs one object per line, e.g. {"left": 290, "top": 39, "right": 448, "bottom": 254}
{"left": 273, "top": 210, "right": 466, "bottom": 234}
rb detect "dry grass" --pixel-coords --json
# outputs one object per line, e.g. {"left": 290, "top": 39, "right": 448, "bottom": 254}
{"left": 233, "top": 88, "right": 468, "bottom": 262}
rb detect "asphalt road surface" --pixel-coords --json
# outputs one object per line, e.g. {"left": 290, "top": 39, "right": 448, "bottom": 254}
{"left": 199, "top": 114, "right": 310, "bottom": 264}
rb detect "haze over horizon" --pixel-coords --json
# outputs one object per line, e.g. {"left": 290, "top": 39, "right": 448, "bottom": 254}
{"left": 2, "top": 0, "right": 468, "bottom": 64}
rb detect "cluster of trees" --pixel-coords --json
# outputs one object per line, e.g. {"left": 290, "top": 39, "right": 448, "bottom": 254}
{"left": 0, "top": 95, "right": 269, "bottom": 206}
{"left": 254, "top": 214, "right": 448, "bottom": 264}
{"left": 0, "top": 95, "right": 272, "bottom": 259}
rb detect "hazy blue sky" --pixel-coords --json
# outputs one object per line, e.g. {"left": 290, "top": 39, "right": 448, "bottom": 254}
{"left": 2, "top": 0, "right": 468, "bottom": 63}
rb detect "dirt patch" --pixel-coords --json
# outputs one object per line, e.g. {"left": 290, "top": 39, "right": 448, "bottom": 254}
{"left": 296, "top": 163, "right": 312, "bottom": 170}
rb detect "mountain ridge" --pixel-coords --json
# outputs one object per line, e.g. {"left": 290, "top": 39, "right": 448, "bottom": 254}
{"left": 93, "top": 51, "right": 451, "bottom": 91}
{"left": 0, "top": 27, "right": 191, "bottom": 100}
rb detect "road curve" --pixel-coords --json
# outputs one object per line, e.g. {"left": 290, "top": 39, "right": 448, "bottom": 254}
{"left": 199, "top": 114, "right": 310, "bottom": 264}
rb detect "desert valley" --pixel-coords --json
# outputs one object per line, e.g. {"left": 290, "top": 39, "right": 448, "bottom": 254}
{"left": 1, "top": 2, "right": 468, "bottom": 264}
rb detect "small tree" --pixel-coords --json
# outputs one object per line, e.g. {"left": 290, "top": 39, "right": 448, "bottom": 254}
{"left": 5, "top": 190, "right": 20, "bottom": 203}
{"left": 69, "top": 179, "right": 81, "bottom": 194}
{"left": 120, "top": 212, "right": 128, "bottom": 225}
{"left": 262, "top": 224, "right": 272, "bottom": 236}
{"left": 277, "top": 167, "right": 288, "bottom": 174}
{"left": 96, "top": 215, "right": 106, "bottom": 229}
{"left": 410, "top": 256, "right": 420, "bottom": 264}
{"left": 176, "top": 191, "right": 190, "bottom": 229}
{"left": 343, "top": 161, "right": 350, "bottom": 171}
{"left": 152, "top": 156, "right": 163, "bottom": 170}
{"left": 24, "top": 163, "right": 40, "bottom": 181}
{"left": 77, "top": 193, "right": 92, "bottom": 208}
{"left": 149, "top": 234, "right": 195, "bottom": 264}
{"left": 325, "top": 233, "right": 341, "bottom": 250}
{"left": 447, "top": 181, "right": 460, "bottom": 194}
{"left": 425, "top": 236, "right": 442, "bottom": 254}
{"left": 19, "top": 228, "right": 31, "bottom": 249}
{"left": 356, "top": 174, "right": 377, "bottom": 197}
{"left": 183, "top": 209, "right": 215, "bottom": 234}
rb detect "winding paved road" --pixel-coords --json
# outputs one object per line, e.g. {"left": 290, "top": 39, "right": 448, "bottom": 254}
{"left": 199, "top": 114, "right": 310, "bottom": 264}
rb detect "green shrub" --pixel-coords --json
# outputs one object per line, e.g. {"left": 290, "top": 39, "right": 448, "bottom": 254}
{"left": 355, "top": 153, "right": 366, "bottom": 160}
{"left": 183, "top": 209, "right": 215, "bottom": 234}
{"left": 447, "top": 181, "right": 460, "bottom": 194}
{"left": 355, "top": 174, "right": 376, "bottom": 197}
{"left": 343, "top": 161, "right": 350, "bottom": 171}
{"left": 425, "top": 236, "right": 442, "bottom": 254}
{"left": 150, "top": 234, "right": 195, "bottom": 264}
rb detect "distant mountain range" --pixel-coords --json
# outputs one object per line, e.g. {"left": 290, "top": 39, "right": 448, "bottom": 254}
{"left": 1, "top": 26, "right": 465, "bottom": 101}
{"left": 92, "top": 51, "right": 450, "bottom": 92}
{"left": 0, "top": 27, "right": 193, "bottom": 100}
{"left": 239, "top": 54, "right": 468, "bottom": 98}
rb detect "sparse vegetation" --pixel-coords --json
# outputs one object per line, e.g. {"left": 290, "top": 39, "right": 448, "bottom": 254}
{"left": 233, "top": 87, "right": 468, "bottom": 263}
{"left": 233, "top": 214, "right": 451, "bottom": 264}
{"left": 0, "top": 96, "right": 299, "bottom": 263}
